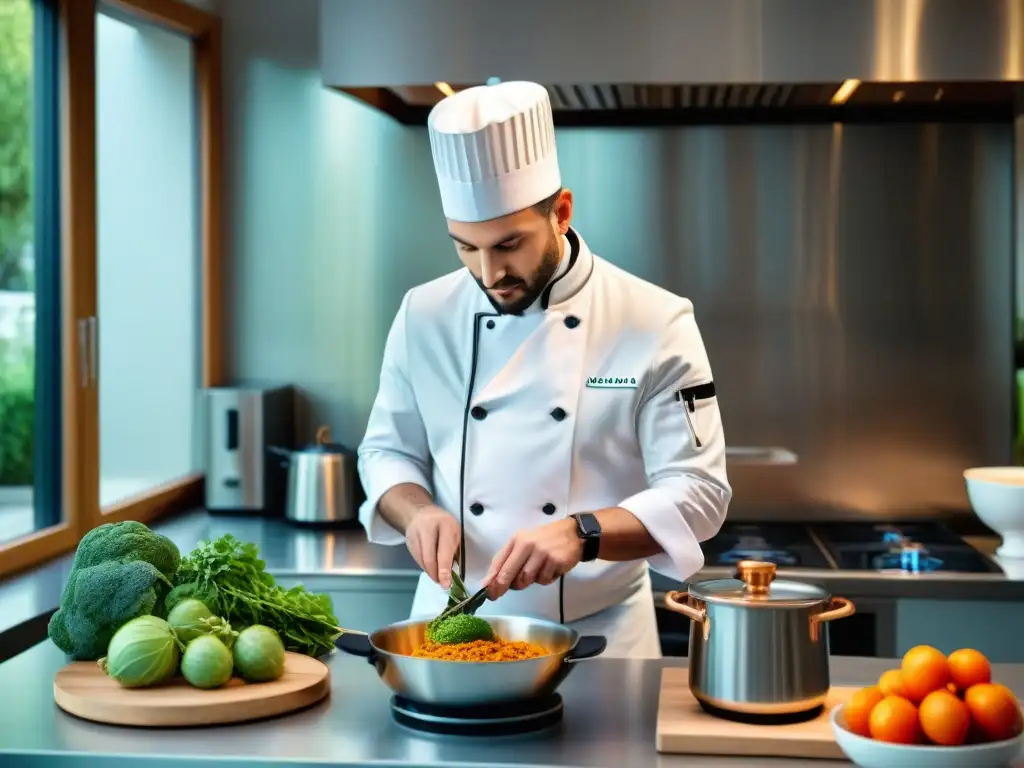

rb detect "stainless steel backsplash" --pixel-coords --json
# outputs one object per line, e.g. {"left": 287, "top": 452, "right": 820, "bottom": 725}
{"left": 558, "top": 122, "right": 1014, "bottom": 519}
{"left": 227, "top": 48, "right": 1015, "bottom": 520}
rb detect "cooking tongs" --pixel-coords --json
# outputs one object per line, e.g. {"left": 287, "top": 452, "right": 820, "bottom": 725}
{"left": 433, "top": 557, "right": 488, "bottom": 623}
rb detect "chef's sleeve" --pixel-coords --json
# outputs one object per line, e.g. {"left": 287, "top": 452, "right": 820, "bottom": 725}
{"left": 616, "top": 300, "right": 732, "bottom": 581}
{"left": 357, "top": 290, "right": 433, "bottom": 545}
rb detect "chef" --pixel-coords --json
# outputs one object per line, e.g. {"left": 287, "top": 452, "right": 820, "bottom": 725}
{"left": 357, "top": 81, "right": 732, "bottom": 658}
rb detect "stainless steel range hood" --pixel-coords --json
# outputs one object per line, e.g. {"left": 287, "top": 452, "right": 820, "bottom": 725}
{"left": 320, "top": 0, "right": 1024, "bottom": 125}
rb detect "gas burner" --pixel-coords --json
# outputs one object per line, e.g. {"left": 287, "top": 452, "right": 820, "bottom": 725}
{"left": 390, "top": 694, "right": 564, "bottom": 737}
{"left": 813, "top": 522, "right": 1003, "bottom": 573}
{"left": 701, "top": 523, "right": 831, "bottom": 569}
{"left": 834, "top": 545, "right": 1002, "bottom": 574}
{"left": 718, "top": 548, "right": 800, "bottom": 567}
{"left": 871, "top": 542, "right": 945, "bottom": 573}
{"left": 815, "top": 521, "right": 965, "bottom": 548}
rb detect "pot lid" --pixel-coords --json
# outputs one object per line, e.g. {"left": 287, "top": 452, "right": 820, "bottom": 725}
{"left": 688, "top": 561, "right": 829, "bottom": 606}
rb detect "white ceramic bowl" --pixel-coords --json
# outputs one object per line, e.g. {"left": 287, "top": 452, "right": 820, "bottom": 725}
{"left": 964, "top": 467, "right": 1024, "bottom": 559}
{"left": 830, "top": 703, "right": 1024, "bottom": 768}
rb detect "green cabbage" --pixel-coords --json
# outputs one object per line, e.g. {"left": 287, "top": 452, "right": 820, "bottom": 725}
{"left": 166, "top": 598, "right": 215, "bottom": 644}
{"left": 181, "top": 635, "right": 234, "bottom": 690}
{"left": 233, "top": 625, "right": 286, "bottom": 682}
{"left": 99, "top": 615, "right": 180, "bottom": 688}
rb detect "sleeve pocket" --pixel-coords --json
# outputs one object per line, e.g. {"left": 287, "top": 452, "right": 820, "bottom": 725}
{"left": 673, "top": 381, "right": 717, "bottom": 449}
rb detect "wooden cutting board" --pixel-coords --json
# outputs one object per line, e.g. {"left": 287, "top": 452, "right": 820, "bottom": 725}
{"left": 53, "top": 651, "right": 330, "bottom": 727}
{"left": 657, "top": 667, "right": 857, "bottom": 759}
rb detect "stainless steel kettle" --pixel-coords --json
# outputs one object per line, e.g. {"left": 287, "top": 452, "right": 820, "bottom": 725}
{"left": 270, "top": 426, "right": 359, "bottom": 524}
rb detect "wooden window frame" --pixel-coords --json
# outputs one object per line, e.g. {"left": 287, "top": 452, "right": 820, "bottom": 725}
{"left": 0, "top": 0, "right": 223, "bottom": 578}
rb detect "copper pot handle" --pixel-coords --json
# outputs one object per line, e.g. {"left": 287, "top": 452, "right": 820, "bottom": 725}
{"left": 664, "top": 590, "right": 706, "bottom": 623}
{"left": 812, "top": 596, "right": 855, "bottom": 624}
{"left": 809, "top": 596, "right": 855, "bottom": 641}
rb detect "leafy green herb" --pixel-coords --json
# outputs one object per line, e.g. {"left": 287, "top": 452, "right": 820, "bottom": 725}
{"left": 167, "top": 534, "right": 339, "bottom": 657}
{"left": 447, "top": 570, "right": 488, "bottom": 614}
{"left": 447, "top": 569, "right": 470, "bottom": 608}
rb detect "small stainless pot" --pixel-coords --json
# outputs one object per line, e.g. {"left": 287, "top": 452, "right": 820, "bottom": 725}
{"left": 270, "top": 425, "right": 359, "bottom": 524}
{"left": 335, "top": 615, "right": 607, "bottom": 706}
{"left": 665, "top": 560, "right": 854, "bottom": 716}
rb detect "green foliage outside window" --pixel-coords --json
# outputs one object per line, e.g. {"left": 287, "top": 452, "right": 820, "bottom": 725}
{"left": 0, "top": 0, "right": 35, "bottom": 486}
{"left": 0, "top": 338, "right": 33, "bottom": 485}
{"left": 0, "top": 0, "right": 33, "bottom": 291}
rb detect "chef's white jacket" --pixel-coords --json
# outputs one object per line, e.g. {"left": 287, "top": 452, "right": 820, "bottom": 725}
{"left": 357, "top": 227, "right": 731, "bottom": 658}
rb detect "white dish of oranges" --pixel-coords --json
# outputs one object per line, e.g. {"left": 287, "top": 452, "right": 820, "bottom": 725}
{"left": 831, "top": 646, "right": 1023, "bottom": 767}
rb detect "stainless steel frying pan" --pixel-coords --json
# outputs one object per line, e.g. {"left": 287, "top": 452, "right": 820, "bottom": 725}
{"left": 334, "top": 615, "right": 607, "bottom": 706}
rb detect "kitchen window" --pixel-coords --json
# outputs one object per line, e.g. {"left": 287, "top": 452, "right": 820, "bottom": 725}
{"left": 0, "top": 0, "right": 66, "bottom": 571}
{"left": 0, "top": 0, "right": 223, "bottom": 578}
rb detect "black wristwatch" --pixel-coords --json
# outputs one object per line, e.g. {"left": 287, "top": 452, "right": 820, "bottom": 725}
{"left": 572, "top": 513, "right": 602, "bottom": 562}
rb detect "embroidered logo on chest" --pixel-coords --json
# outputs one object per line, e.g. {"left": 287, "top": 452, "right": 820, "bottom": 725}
{"left": 586, "top": 376, "right": 638, "bottom": 389}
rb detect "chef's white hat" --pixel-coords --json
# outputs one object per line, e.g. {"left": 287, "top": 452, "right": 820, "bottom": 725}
{"left": 427, "top": 81, "right": 561, "bottom": 223}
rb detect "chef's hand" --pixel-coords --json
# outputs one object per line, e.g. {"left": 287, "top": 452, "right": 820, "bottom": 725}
{"left": 405, "top": 506, "right": 460, "bottom": 590}
{"left": 484, "top": 519, "right": 582, "bottom": 600}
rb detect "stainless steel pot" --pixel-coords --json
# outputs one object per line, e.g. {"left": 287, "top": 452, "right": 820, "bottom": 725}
{"left": 335, "top": 615, "right": 607, "bottom": 706}
{"left": 270, "top": 425, "right": 359, "bottom": 523}
{"left": 664, "top": 560, "right": 855, "bottom": 716}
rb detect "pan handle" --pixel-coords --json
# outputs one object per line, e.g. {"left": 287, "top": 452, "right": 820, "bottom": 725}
{"left": 565, "top": 635, "right": 607, "bottom": 664}
{"left": 334, "top": 631, "right": 376, "bottom": 663}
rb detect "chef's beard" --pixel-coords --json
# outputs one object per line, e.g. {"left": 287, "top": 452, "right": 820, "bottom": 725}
{"left": 475, "top": 226, "right": 562, "bottom": 316}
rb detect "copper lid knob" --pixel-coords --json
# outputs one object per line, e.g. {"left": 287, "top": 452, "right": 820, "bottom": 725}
{"left": 735, "top": 560, "right": 776, "bottom": 595}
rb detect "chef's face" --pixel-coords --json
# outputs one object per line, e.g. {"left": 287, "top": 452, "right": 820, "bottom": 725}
{"left": 448, "top": 189, "right": 573, "bottom": 315}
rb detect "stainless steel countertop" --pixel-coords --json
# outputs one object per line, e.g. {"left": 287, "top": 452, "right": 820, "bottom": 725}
{"left": 4, "top": 508, "right": 1024, "bottom": 658}
{"left": 4, "top": 641, "right": 1023, "bottom": 767}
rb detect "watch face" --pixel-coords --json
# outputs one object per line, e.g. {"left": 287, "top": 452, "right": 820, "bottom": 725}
{"left": 577, "top": 514, "right": 599, "bottom": 537}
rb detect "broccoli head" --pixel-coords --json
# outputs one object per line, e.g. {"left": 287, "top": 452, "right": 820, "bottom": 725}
{"left": 70, "top": 520, "right": 180, "bottom": 576}
{"left": 426, "top": 613, "right": 495, "bottom": 645}
{"left": 47, "top": 521, "right": 181, "bottom": 660}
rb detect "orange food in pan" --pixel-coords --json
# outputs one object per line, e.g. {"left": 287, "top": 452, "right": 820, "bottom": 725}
{"left": 413, "top": 638, "right": 548, "bottom": 662}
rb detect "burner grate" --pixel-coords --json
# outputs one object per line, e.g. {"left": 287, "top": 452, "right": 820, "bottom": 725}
{"left": 812, "top": 521, "right": 1003, "bottom": 574}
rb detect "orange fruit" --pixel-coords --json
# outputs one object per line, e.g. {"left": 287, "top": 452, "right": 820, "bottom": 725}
{"left": 900, "top": 645, "right": 951, "bottom": 703}
{"left": 947, "top": 682, "right": 959, "bottom": 696}
{"left": 918, "top": 688, "right": 971, "bottom": 746}
{"left": 964, "top": 683, "right": 1024, "bottom": 743}
{"left": 845, "top": 686, "right": 884, "bottom": 737}
{"left": 879, "top": 669, "right": 910, "bottom": 698}
{"left": 869, "top": 695, "right": 921, "bottom": 744}
{"left": 947, "top": 648, "right": 991, "bottom": 691}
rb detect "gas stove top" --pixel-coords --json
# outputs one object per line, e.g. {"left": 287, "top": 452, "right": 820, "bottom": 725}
{"left": 701, "top": 520, "right": 1002, "bottom": 575}
{"left": 700, "top": 523, "right": 832, "bottom": 569}
{"left": 814, "top": 521, "right": 1002, "bottom": 574}
{"left": 814, "top": 522, "right": 966, "bottom": 547}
